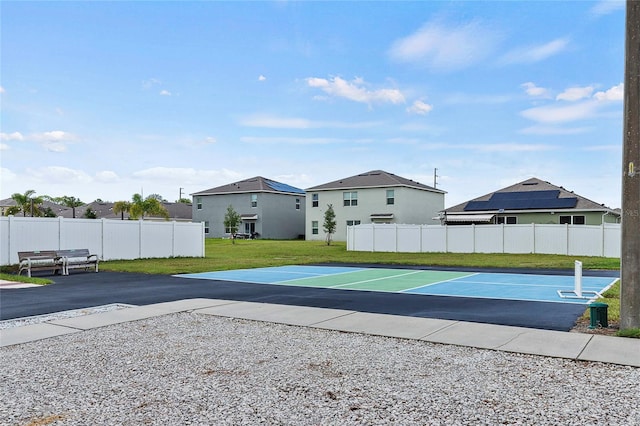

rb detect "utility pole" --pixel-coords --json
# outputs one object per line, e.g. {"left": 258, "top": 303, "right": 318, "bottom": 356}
{"left": 433, "top": 168, "right": 439, "bottom": 189}
{"left": 179, "top": 187, "right": 184, "bottom": 201}
{"left": 620, "top": 0, "right": 640, "bottom": 330}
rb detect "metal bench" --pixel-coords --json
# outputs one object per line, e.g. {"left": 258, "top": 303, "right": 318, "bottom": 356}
{"left": 18, "top": 250, "right": 64, "bottom": 277}
{"left": 56, "top": 249, "right": 99, "bottom": 275}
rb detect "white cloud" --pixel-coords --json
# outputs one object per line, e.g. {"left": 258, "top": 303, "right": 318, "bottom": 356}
{"left": 519, "top": 126, "right": 592, "bottom": 135}
{"left": 521, "top": 101, "right": 599, "bottom": 124}
{"left": 590, "top": 0, "right": 625, "bottom": 17}
{"left": 388, "top": 19, "right": 500, "bottom": 71}
{"left": 159, "top": 89, "right": 172, "bottom": 96}
{"left": 0, "top": 86, "right": 5, "bottom": 94}
{"left": 204, "top": 137, "right": 216, "bottom": 144}
{"left": 142, "top": 78, "right": 162, "bottom": 89}
{"left": 31, "top": 130, "right": 77, "bottom": 142}
{"left": 407, "top": 100, "right": 433, "bottom": 115}
{"left": 239, "top": 114, "right": 381, "bottom": 129}
{"left": 258, "top": 75, "right": 266, "bottom": 81}
{"left": 132, "top": 167, "right": 242, "bottom": 186}
{"left": 240, "top": 136, "right": 349, "bottom": 145}
{"left": 0, "top": 167, "right": 17, "bottom": 181}
{"left": 521, "top": 82, "right": 551, "bottom": 98}
{"left": 442, "top": 93, "right": 512, "bottom": 105}
{"left": 28, "top": 166, "right": 92, "bottom": 184}
{"left": 0, "top": 143, "right": 9, "bottom": 151}
{"left": 0, "top": 132, "right": 25, "bottom": 141}
{"left": 500, "top": 38, "right": 569, "bottom": 65}
{"left": 594, "top": 83, "right": 624, "bottom": 101}
{"left": 43, "top": 142, "right": 67, "bottom": 152}
{"left": 95, "top": 171, "right": 119, "bottom": 182}
{"left": 472, "top": 143, "right": 554, "bottom": 153}
{"left": 521, "top": 83, "right": 624, "bottom": 125}
{"left": 306, "top": 76, "right": 405, "bottom": 105}
{"left": 556, "top": 86, "right": 594, "bottom": 101}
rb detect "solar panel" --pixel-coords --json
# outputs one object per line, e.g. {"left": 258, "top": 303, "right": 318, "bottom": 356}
{"left": 265, "top": 180, "right": 305, "bottom": 194}
{"left": 464, "top": 190, "right": 577, "bottom": 211}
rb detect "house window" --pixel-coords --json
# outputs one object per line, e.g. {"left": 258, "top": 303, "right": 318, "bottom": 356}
{"left": 497, "top": 216, "right": 517, "bottom": 224}
{"left": 346, "top": 220, "right": 361, "bottom": 226}
{"left": 196, "top": 197, "right": 202, "bottom": 210}
{"left": 251, "top": 194, "right": 257, "bottom": 208}
{"left": 225, "top": 225, "right": 233, "bottom": 233}
{"left": 559, "top": 215, "right": 585, "bottom": 225}
{"left": 312, "top": 193, "right": 319, "bottom": 207}
{"left": 204, "top": 221, "right": 209, "bottom": 234}
{"left": 386, "top": 190, "right": 395, "bottom": 205}
{"left": 296, "top": 198, "right": 300, "bottom": 210}
{"left": 312, "top": 221, "right": 319, "bottom": 235}
{"left": 343, "top": 191, "right": 358, "bottom": 207}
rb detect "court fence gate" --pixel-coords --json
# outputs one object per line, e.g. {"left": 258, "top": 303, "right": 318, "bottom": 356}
{"left": 0, "top": 216, "right": 205, "bottom": 266}
{"left": 346, "top": 223, "right": 621, "bottom": 258}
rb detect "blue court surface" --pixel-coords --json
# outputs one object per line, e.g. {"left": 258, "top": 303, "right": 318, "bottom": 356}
{"left": 176, "top": 265, "right": 616, "bottom": 305}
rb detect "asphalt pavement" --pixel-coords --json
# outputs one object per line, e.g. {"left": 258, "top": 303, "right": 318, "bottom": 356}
{"left": 0, "top": 268, "right": 607, "bottom": 331}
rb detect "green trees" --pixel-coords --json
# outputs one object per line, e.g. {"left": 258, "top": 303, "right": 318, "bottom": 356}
{"left": 112, "top": 201, "right": 132, "bottom": 220}
{"left": 53, "top": 195, "right": 84, "bottom": 218}
{"left": 7, "top": 190, "right": 44, "bottom": 217}
{"left": 111, "top": 194, "right": 169, "bottom": 220}
{"left": 224, "top": 205, "right": 241, "bottom": 243}
{"left": 323, "top": 204, "right": 337, "bottom": 246}
{"left": 129, "top": 193, "right": 169, "bottom": 220}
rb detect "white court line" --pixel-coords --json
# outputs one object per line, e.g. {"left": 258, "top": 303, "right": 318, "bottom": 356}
{"left": 278, "top": 269, "right": 368, "bottom": 284}
{"left": 326, "top": 270, "right": 426, "bottom": 289}
{"left": 401, "top": 273, "right": 479, "bottom": 293}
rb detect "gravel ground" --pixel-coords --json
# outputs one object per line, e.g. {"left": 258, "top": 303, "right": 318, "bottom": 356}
{"left": 1, "top": 312, "right": 639, "bottom": 426}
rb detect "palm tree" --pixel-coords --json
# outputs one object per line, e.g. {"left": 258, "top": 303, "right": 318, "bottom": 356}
{"left": 10, "top": 190, "right": 44, "bottom": 217}
{"left": 129, "top": 193, "right": 169, "bottom": 220}
{"left": 54, "top": 195, "right": 84, "bottom": 218}
{"left": 112, "top": 201, "right": 132, "bottom": 220}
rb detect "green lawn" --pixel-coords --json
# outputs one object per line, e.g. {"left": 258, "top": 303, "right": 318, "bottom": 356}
{"left": 100, "top": 239, "right": 621, "bottom": 274}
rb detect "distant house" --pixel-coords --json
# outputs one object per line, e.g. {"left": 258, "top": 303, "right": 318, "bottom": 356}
{"left": 0, "top": 198, "right": 72, "bottom": 217}
{"left": 192, "top": 176, "right": 306, "bottom": 239}
{"left": 305, "top": 170, "right": 445, "bottom": 241}
{"left": 440, "top": 177, "right": 620, "bottom": 225}
{"left": 0, "top": 197, "right": 192, "bottom": 221}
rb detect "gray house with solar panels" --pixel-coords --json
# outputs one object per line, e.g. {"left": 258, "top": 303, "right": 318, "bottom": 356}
{"left": 440, "top": 177, "right": 620, "bottom": 225}
{"left": 191, "top": 177, "right": 305, "bottom": 239}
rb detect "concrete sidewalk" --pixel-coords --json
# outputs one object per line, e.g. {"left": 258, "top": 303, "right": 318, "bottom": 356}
{"left": 1, "top": 298, "right": 638, "bottom": 367}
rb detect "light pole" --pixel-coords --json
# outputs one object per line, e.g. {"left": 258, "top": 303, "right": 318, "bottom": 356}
{"left": 620, "top": 0, "right": 640, "bottom": 330}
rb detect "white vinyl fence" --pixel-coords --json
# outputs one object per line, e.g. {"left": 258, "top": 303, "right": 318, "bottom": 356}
{"left": 347, "top": 223, "right": 621, "bottom": 258}
{"left": 0, "top": 216, "right": 205, "bottom": 266}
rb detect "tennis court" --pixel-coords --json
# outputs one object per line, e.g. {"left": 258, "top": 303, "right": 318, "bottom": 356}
{"left": 177, "top": 265, "right": 617, "bottom": 305}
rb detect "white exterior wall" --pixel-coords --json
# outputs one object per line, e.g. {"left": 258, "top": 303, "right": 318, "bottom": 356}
{"left": 0, "top": 216, "right": 205, "bottom": 266}
{"left": 306, "top": 186, "right": 444, "bottom": 241}
{"left": 346, "top": 223, "right": 621, "bottom": 257}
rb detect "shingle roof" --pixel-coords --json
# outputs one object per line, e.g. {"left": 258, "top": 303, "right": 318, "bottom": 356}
{"left": 192, "top": 176, "right": 305, "bottom": 196}
{"left": 306, "top": 170, "right": 445, "bottom": 193}
{"left": 443, "top": 177, "right": 617, "bottom": 213}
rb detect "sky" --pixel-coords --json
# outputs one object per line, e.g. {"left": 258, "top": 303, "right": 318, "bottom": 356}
{"left": 0, "top": 0, "right": 627, "bottom": 209}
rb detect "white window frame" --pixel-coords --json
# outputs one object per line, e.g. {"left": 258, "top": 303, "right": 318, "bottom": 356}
{"left": 251, "top": 194, "right": 257, "bottom": 208}
{"left": 196, "top": 197, "right": 202, "bottom": 210}
{"left": 312, "top": 193, "right": 319, "bottom": 208}
{"left": 386, "top": 189, "right": 395, "bottom": 205}
{"left": 343, "top": 191, "right": 358, "bottom": 207}
{"left": 312, "top": 221, "right": 319, "bottom": 235}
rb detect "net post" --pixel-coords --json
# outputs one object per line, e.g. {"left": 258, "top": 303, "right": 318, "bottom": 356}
{"left": 574, "top": 260, "right": 583, "bottom": 298}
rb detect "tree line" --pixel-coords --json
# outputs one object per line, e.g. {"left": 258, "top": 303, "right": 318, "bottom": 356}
{"left": 3, "top": 189, "right": 188, "bottom": 220}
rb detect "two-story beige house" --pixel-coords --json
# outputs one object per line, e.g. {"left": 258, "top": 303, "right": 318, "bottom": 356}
{"left": 305, "top": 170, "right": 445, "bottom": 241}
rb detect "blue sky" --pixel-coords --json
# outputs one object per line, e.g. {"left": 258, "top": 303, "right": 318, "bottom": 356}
{"left": 1, "top": 1, "right": 626, "bottom": 209}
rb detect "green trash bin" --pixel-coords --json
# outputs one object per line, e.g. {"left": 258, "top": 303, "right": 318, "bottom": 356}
{"left": 589, "top": 302, "right": 608, "bottom": 329}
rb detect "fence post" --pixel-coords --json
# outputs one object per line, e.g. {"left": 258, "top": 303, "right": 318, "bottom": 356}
{"left": 172, "top": 220, "right": 176, "bottom": 258}
{"left": 371, "top": 223, "right": 376, "bottom": 252}
{"left": 472, "top": 223, "right": 476, "bottom": 253}
{"left": 395, "top": 223, "right": 398, "bottom": 253}
{"left": 139, "top": 220, "right": 143, "bottom": 259}
{"left": 532, "top": 223, "right": 536, "bottom": 254}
